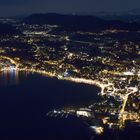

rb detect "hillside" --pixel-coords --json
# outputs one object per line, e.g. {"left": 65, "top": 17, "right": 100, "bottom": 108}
{"left": 23, "top": 13, "right": 140, "bottom": 32}
{"left": 0, "top": 23, "right": 20, "bottom": 36}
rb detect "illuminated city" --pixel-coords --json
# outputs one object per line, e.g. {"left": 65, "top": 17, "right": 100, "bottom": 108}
{"left": 0, "top": 14, "right": 140, "bottom": 139}
{"left": 0, "top": 1, "right": 140, "bottom": 139}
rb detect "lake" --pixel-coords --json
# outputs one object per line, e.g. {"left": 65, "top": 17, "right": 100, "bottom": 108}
{"left": 0, "top": 71, "right": 100, "bottom": 140}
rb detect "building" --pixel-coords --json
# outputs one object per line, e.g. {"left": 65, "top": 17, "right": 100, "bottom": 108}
{"left": 76, "top": 108, "right": 94, "bottom": 118}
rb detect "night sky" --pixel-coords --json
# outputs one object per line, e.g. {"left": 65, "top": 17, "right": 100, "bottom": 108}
{"left": 0, "top": 0, "right": 140, "bottom": 16}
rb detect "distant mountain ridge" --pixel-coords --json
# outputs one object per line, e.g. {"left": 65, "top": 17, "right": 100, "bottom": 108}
{"left": 23, "top": 13, "right": 140, "bottom": 32}
{"left": 100, "top": 15, "right": 140, "bottom": 23}
{"left": 90, "top": 9, "right": 140, "bottom": 23}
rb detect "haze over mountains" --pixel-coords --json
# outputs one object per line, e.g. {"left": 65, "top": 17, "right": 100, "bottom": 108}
{"left": 92, "top": 8, "right": 140, "bottom": 23}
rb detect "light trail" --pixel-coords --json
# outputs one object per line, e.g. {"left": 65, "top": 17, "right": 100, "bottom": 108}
{"left": 119, "top": 87, "right": 138, "bottom": 128}
{"left": 68, "top": 77, "right": 115, "bottom": 96}
{"left": 133, "top": 60, "right": 140, "bottom": 68}
{"left": 1, "top": 56, "right": 140, "bottom": 129}
{"left": 120, "top": 87, "right": 138, "bottom": 115}
{"left": 0, "top": 55, "right": 115, "bottom": 97}
{"left": 0, "top": 56, "right": 19, "bottom": 68}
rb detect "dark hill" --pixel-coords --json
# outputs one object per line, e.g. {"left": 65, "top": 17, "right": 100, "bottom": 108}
{"left": 0, "top": 23, "right": 20, "bottom": 36}
{"left": 23, "top": 13, "right": 140, "bottom": 32}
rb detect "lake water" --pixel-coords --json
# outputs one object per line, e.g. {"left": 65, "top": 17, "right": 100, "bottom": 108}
{"left": 0, "top": 71, "right": 100, "bottom": 140}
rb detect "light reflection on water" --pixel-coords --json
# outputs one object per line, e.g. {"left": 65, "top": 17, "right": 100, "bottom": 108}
{"left": 0, "top": 71, "right": 100, "bottom": 140}
{"left": 0, "top": 71, "right": 139, "bottom": 140}
{"left": 0, "top": 70, "right": 19, "bottom": 86}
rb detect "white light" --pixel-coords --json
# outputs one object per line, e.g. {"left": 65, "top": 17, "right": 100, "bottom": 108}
{"left": 90, "top": 126, "right": 104, "bottom": 134}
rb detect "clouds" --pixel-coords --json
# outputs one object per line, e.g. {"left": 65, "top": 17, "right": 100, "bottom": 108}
{"left": 0, "top": 0, "right": 140, "bottom": 16}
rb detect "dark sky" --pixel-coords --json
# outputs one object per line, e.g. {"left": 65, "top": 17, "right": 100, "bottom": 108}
{"left": 0, "top": 0, "right": 140, "bottom": 16}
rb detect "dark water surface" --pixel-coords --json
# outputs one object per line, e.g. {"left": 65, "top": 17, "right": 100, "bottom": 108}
{"left": 0, "top": 71, "right": 100, "bottom": 140}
